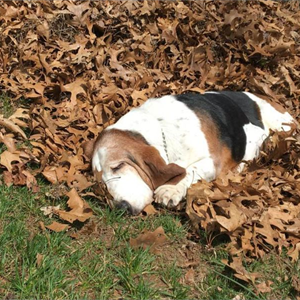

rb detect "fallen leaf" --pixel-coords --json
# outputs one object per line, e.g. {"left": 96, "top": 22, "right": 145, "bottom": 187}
{"left": 256, "top": 280, "right": 273, "bottom": 294}
{"left": 129, "top": 226, "right": 168, "bottom": 254}
{"left": 0, "top": 133, "right": 16, "bottom": 152}
{"left": 215, "top": 203, "right": 247, "bottom": 231}
{"left": 142, "top": 204, "right": 158, "bottom": 216}
{"left": 222, "top": 256, "right": 261, "bottom": 283}
{"left": 45, "top": 221, "right": 70, "bottom": 232}
{"left": 3, "top": 171, "right": 13, "bottom": 186}
{"left": 39, "top": 221, "right": 46, "bottom": 232}
{"left": 0, "top": 151, "right": 22, "bottom": 172}
{"left": 69, "top": 220, "right": 98, "bottom": 239}
{"left": 288, "top": 243, "right": 300, "bottom": 262}
{"left": 292, "top": 275, "right": 300, "bottom": 292}
{"left": 42, "top": 168, "right": 58, "bottom": 184}
{"left": 0, "top": 116, "right": 27, "bottom": 139}
{"left": 40, "top": 205, "right": 61, "bottom": 218}
{"left": 54, "top": 188, "right": 93, "bottom": 223}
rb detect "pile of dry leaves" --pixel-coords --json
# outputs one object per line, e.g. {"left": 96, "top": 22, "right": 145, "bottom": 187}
{"left": 187, "top": 129, "right": 300, "bottom": 281}
{"left": 0, "top": 0, "right": 300, "bottom": 277}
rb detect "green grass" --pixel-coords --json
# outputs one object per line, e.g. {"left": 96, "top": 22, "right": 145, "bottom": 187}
{"left": 0, "top": 182, "right": 193, "bottom": 299}
{"left": 0, "top": 94, "right": 14, "bottom": 118}
{"left": 0, "top": 181, "right": 299, "bottom": 299}
{"left": 248, "top": 251, "right": 300, "bottom": 299}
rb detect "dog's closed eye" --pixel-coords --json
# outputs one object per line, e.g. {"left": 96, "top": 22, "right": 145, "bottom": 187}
{"left": 111, "top": 162, "right": 125, "bottom": 172}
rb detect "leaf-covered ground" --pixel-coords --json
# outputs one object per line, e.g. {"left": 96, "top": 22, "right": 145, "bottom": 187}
{"left": 1, "top": 0, "right": 300, "bottom": 298}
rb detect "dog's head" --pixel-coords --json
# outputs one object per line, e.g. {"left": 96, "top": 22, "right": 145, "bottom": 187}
{"left": 91, "top": 129, "right": 186, "bottom": 215}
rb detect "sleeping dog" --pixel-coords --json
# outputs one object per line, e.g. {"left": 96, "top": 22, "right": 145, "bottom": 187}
{"left": 91, "top": 91, "right": 294, "bottom": 215}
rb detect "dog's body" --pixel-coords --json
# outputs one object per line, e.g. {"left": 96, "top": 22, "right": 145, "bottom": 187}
{"left": 92, "top": 91, "right": 294, "bottom": 215}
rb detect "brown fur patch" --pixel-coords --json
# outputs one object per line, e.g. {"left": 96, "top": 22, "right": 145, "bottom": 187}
{"left": 253, "top": 101, "right": 263, "bottom": 123}
{"left": 82, "top": 139, "right": 95, "bottom": 160}
{"left": 196, "top": 112, "right": 238, "bottom": 175}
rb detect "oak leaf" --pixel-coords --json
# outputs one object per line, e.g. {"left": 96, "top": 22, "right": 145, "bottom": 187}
{"left": 54, "top": 188, "right": 93, "bottom": 223}
{"left": 0, "top": 151, "right": 22, "bottom": 172}
{"left": 130, "top": 226, "right": 168, "bottom": 254}
{"left": 46, "top": 221, "right": 70, "bottom": 232}
{"left": 0, "top": 116, "right": 27, "bottom": 139}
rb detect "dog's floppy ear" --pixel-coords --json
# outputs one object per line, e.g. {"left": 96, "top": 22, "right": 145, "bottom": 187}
{"left": 135, "top": 145, "right": 186, "bottom": 190}
{"left": 82, "top": 139, "right": 95, "bottom": 160}
{"left": 145, "top": 159, "right": 186, "bottom": 189}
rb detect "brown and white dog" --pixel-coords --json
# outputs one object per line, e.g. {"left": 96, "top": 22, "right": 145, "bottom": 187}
{"left": 92, "top": 91, "right": 294, "bottom": 215}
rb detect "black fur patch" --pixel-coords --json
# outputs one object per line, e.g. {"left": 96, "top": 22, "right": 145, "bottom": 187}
{"left": 218, "top": 91, "right": 264, "bottom": 129}
{"left": 175, "top": 92, "right": 262, "bottom": 162}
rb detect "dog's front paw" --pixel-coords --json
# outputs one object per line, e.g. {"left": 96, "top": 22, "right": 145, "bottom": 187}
{"left": 154, "top": 184, "right": 187, "bottom": 208}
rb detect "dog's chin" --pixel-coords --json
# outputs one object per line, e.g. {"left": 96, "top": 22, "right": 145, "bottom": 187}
{"left": 111, "top": 195, "right": 153, "bottom": 215}
{"left": 113, "top": 199, "right": 150, "bottom": 215}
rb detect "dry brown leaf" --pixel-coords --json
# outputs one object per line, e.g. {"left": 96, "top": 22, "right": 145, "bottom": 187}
{"left": 54, "top": 188, "right": 93, "bottom": 223}
{"left": 0, "top": 133, "right": 16, "bottom": 152}
{"left": 222, "top": 256, "right": 261, "bottom": 283}
{"left": 129, "top": 226, "right": 168, "bottom": 254}
{"left": 22, "top": 170, "right": 38, "bottom": 191}
{"left": 0, "top": 151, "right": 22, "bottom": 172}
{"left": 142, "top": 204, "right": 158, "bottom": 216}
{"left": 0, "top": 116, "right": 27, "bottom": 139}
{"left": 62, "top": 79, "right": 87, "bottom": 107}
{"left": 256, "top": 280, "right": 273, "bottom": 294}
{"left": 39, "top": 221, "right": 46, "bottom": 232}
{"left": 42, "top": 169, "right": 58, "bottom": 184}
{"left": 69, "top": 220, "right": 98, "bottom": 239}
{"left": 292, "top": 275, "right": 300, "bottom": 292}
{"left": 45, "top": 221, "right": 70, "bottom": 232}
{"left": 288, "top": 243, "right": 300, "bottom": 262}
{"left": 3, "top": 171, "right": 13, "bottom": 186}
{"left": 215, "top": 203, "right": 247, "bottom": 232}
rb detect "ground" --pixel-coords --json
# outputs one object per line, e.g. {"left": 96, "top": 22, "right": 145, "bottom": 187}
{"left": 0, "top": 180, "right": 299, "bottom": 299}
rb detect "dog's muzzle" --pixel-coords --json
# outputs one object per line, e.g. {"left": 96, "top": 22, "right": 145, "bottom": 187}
{"left": 115, "top": 200, "right": 138, "bottom": 215}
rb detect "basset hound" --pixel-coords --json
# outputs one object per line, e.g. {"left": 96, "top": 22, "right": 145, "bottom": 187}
{"left": 92, "top": 91, "right": 294, "bottom": 215}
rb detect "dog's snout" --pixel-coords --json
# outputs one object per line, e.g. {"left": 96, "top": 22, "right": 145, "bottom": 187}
{"left": 115, "top": 200, "right": 133, "bottom": 214}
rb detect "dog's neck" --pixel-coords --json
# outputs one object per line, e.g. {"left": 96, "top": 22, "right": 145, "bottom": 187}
{"left": 161, "top": 128, "right": 169, "bottom": 163}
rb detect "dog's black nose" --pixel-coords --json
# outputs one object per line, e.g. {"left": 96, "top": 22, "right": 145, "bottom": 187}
{"left": 115, "top": 200, "right": 133, "bottom": 214}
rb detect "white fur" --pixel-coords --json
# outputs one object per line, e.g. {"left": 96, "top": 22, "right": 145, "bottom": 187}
{"left": 94, "top": 92, "right": 294, "bottom": 211}
{"left": 243, "top": 123, "right": 268, "bottom": 160}
{"left": 104, "top": 166, "right": 153, "bottom": 214}
{"left": 243, "top": 92, "right": 294, "bottom": 132}
{"left": 236, "top": 92, "right": 295, "bottom": 172}
{"left": 110, "top": 95, "right": 211, "bottom": 167}
{"left": 92, "top": 147, "right": 107, "bottom": 172}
